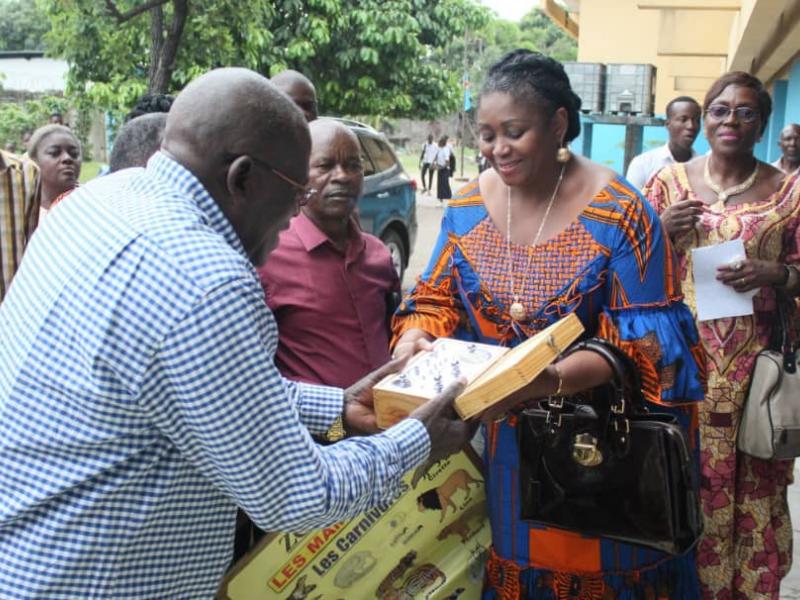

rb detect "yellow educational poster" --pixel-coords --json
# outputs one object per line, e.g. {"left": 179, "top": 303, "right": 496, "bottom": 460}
{"left": 219, "top": 450, "right": 489, "bottom": 600}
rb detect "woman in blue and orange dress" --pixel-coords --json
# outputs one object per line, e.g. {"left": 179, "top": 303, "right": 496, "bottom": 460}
{"left": 392, "top": 50, "right": 706, "bottom": 599}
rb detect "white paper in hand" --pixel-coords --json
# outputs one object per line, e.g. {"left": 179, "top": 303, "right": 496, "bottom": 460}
{"left": 691, "top": 239, "right": 757, "bottom": 321}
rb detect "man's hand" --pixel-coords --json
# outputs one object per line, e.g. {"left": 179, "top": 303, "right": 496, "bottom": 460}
{"left": 343, "top": 356, "right": 410, "bottom": 435}
{"left": 408, "top": 379, "right": 477, "bottom": 464}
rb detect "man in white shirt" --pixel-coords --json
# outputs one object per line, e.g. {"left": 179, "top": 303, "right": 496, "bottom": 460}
{"left": 419, "top": 134, "right": 438, "bottom": 193}
{"left": 626, "top": 96, "right": 701, "bottom": 189}
{"left": 771, "top": 123, "right": 799, "bottom": 175}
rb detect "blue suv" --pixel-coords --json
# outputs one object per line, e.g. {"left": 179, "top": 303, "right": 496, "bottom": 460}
{"left": 335, "top": 119, "right": 417, "bottom": 281}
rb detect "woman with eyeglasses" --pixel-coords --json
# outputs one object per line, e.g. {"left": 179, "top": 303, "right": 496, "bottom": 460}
{"left": 646, "top": 71, "right": 800, "bottom": 599}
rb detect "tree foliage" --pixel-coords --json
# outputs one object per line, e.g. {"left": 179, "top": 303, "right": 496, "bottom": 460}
{"left": 0, "top": 0, "right": 49, "bottom": 50}
{"left": 14, "top": 2, "right": 574, "bottom": 120}
{"left": 37, "top": 0, "right": 491, "bottom": 119}
{"left": 0, "top": 95, "right": 70, "bottom": 153}
{"left": 442, "top": 7, "right": 577, "bottom": 98}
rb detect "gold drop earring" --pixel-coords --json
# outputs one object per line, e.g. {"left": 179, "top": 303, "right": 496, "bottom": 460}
{"left": 556, "top": 143, "right": 571, "bottom": 163}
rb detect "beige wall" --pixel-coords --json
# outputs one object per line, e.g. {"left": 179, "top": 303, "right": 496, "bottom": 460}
{"left": 576, "top": 0, "right": 731, "bottom": 112}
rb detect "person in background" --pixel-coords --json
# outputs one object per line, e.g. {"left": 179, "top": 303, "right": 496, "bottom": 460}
{"left": 91, "top": 94, "right": 174, "bottom": 179}
{"left": 20, "top": 130, "right": 32, "bottom": 153}
{"left": 434, "top": 135, "right": 452, "bottom": 202}
{"left": 258, "top": 118, "right": 399, "bottom": 389}
{"left": 393, "top": 49, "right": 705, "bottom": 599}
{"left": 772, "top": 123, "right": 800, "bottom": 175}
{"left": 0, "top": 148, "right": 39, "bottom": 302}
{"left": 0, "top": 68, "right": 474, "bottom": 598}
{"left": 244, "top": 119, "right": 402, "bottom": 562}
{"left": 646, "top": 72, "right": 800, "bottom": 599}
{"left": 49, "top": 112, "right": 64, "bottom": 125}
{"left": 420, "top": 133, "right": 438, "bottom": 193}
{"left": 27, "top": 124, "right": 81, "bottom": 218}
{"left": 109, "top": 113, "right": 167, "bottom": 172}
{"left": 626, "top": 95, "right": 701, "bottom": 189}
{"left": 272, "top": 69, "right": 318, "bottom": 122}
{"left": 126, "top": 93, "right": 174, "bottom": 121}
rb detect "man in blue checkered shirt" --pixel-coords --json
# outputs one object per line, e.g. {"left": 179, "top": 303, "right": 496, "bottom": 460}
{"left": 0, "top": 69, "right": 474, "bottom": 599}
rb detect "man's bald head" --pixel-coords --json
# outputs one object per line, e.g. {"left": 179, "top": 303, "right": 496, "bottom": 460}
{"left": 164, "top": 68, "right": 308, "bottom": 172}
{"left": 163, "top": 68, "right": 311, "bottom": 266}
{"left": 109, "top": 113, "right": 167, "bottom": 172}
{"left": 781, "top": 124, "right": 800, "bottom": 137}
{"left": 304, "top": 119, "right": 364, "bottom": 233}
{"left": 271, "top": 70, "right": 318, "bottom": 122}
{"left": 309, "top": 119, "right": 358, "bottom": 151}
{"left": 778, "top": 123, "right": 800, "bottom": 172}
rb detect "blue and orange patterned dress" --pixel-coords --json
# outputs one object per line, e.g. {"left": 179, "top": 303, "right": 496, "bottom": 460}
{"left": 392, "top": 177, "right": 706, "bottom": 599}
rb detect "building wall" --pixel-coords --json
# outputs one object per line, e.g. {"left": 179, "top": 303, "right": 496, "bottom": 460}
{"left": 576, "top": 0, "right": 726, "bottom": 111}
{"left": 571, "top": 1, "right": 800, "bottom": 169}
{"left": 760, "top": 58, "right": 800, "bottom": 165}
{"left": 572, "top": 118, "right": 712, "bottom": 177}
{"left": 784, "top": 60, "right": 800, "bottom": 127}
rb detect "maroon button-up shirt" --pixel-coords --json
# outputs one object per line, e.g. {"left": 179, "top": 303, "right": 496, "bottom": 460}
{"left": 257, "top": 211, "right": 400, "bottom": 388}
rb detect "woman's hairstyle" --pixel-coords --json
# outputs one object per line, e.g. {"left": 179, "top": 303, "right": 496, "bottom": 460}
{"left": 480, "top": 49, "right": 582, "bottom": 142}
{"left": 126, "top": 93, "right": 175, "bottom": 122}
{"left": 28, "top": 124, "right": 81, "bottom": 162}
{"left": 703, "top": 71, "right": 772, "bottom": 135}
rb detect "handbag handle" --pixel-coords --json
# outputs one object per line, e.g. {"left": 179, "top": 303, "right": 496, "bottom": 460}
{"left": 539, "top": 337, "right": 644, "bottom": 453}
{"left": 561, "top": 337, "right": 647, "bottom": 416}
{"left": 773, "top": 292, "right": 796, "bottom": 374}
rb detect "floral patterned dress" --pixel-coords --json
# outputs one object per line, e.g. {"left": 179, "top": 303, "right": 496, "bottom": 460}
{"left": 646, "top": 164, "right": 800, "bottom": 599}
{"left": 393, "top": 177, "right": 706, "bottom": 599}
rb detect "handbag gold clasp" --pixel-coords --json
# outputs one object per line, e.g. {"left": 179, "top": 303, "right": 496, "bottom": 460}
{"left": 572, "top": 433, "right": 603, "bottom": 467}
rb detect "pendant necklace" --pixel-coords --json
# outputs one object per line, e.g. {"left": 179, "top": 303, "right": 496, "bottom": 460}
{"left": 703, "top": 156, "right": 758, "bottom": 203}
{"left": 506, "top": 162, "right": 567, "bottom": 322}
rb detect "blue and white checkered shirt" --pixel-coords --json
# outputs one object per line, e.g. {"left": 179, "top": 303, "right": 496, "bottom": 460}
{"left": 0, "top": 152, "right": 430, "bottom": 599}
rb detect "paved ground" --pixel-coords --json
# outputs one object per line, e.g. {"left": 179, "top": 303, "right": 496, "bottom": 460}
{"left": 404, "top": 189, "right": 800, "bottom": 599}
{"left": 783, "top": 467, "right": 800, "bottom": 598}
{"left": 402, "top": 190, "right": 442, "bottom": 287}
{"left": 402, "top": 184, "right": 465, "bottom": 288}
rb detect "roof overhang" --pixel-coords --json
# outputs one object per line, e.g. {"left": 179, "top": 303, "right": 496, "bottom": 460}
{"left": 540, "top": 0, "right": 580, "bottom": 39}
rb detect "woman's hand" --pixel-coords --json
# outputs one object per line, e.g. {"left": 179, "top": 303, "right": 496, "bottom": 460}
{"left": 478, "top": 349, "right": 614, "bottom": 424}
{"left": 392, "top": 329, "right": 435, "bottom": 361}
{"left": 660, "top": 190, "right": 705, "bottom": 239}
{"left": 717, "top": 258, "right": 786, "bottom": 293}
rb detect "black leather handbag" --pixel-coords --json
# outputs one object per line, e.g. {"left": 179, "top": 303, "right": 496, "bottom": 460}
{"left": 517, "top": 338, "right": 703, "bottom": 556}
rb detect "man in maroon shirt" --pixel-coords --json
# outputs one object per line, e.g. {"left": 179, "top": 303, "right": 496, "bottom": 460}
{"left": 257, "top": 119, "right": 400, "bottom": 389}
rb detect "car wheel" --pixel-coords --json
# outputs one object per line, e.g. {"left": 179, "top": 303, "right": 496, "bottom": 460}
{"left": 381, "top": 229, "right": 406, "bottom": 282}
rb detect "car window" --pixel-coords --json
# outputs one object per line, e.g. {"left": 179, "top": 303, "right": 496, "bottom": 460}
{"left": 357, "top": 137, "right": 377, "bottom": 177}
{"left": 360, "top": 135, "right": 398, "bottom": 174}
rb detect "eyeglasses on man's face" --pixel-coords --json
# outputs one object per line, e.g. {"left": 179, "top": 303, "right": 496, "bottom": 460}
{"left": 250, "top": 156, "right": 317, "bottom": 207}
{"left": 705, "top": 104, "right": 759, "bottom": 124}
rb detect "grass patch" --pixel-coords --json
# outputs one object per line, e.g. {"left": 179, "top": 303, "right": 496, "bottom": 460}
{"left": 80, "top": 161, "right": 103, "bottom": 183}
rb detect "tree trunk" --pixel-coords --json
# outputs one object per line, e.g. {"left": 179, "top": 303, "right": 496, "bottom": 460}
{"left": 147, "top": 0, "right": 188, "bottom": 94}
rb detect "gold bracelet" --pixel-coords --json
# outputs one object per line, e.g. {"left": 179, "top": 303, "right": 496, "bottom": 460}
{"left": 553, "top": 363, "right": 564, "bottom": 396}
{"left": 325, "top": 414, "right": 346, "bottom": 442}
{"left": 779, "top": 264, "right": 799, "bottom": 292}
{"left": 787, "top": 265, "right": 799, "bottom": 292}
